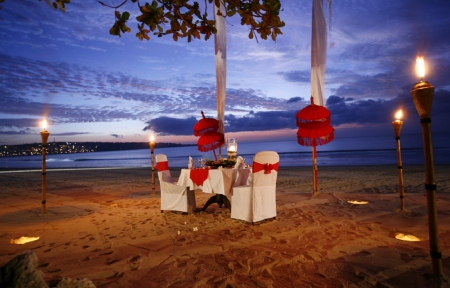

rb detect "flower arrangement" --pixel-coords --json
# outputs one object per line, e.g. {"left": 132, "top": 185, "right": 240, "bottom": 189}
{"left": 205, "top": 158, "right": 236, "bottom": 168}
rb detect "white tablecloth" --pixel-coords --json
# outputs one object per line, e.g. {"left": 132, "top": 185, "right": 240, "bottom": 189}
{"left": 177, "top": 168, "right": 251, "bottom": 198}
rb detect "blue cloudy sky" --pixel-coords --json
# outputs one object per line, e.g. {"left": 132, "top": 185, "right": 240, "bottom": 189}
{"left": 1, "top": 0, "right": 450, "bottom": 151}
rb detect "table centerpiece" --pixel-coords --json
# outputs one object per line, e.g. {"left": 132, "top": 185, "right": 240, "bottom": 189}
{"left": 205, "top": 158, "right": 236, "bottom": 168}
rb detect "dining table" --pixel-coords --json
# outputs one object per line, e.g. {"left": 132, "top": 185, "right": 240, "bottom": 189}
{"left": 177, "top": 167, "right": 251, "bottom": 211}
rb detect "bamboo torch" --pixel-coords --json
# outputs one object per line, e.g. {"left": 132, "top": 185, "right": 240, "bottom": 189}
{"left": 149, "top": 135, "right": 156, "bottom": 194}
{"left": 40, "top": 119, "right": 50, "bottom": 214}
{"left": 410, "top": 56, "right": 442, "bottom": 276}
{"left": 392, "top": 110, "right": 405, "bottom": 211}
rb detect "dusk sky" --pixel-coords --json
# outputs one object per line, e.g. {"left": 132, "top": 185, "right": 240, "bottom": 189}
{"left": 1, "top": 0, "right": 450, "bottom": 151}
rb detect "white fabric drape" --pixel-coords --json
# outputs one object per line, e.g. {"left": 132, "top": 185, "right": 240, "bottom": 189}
{"left": 311, "top": 0, "right": 327, "bottom": 107}
{"left": 214, "top": 3, "right": 227, "bottom": 136}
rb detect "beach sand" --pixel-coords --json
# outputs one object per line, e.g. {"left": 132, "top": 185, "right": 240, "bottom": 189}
{"left": 1, "top": 165, "right": 450, "bottom": 287}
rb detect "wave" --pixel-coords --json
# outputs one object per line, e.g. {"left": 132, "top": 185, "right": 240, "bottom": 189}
{"left": 46, "top": 158, "right": 74, "bottom": 162}
{"left": 73, "top": 157, "right": 148, "bottom": 162}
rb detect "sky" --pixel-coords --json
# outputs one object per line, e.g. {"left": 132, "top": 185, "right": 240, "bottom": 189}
{"left": 1, "top": 0, "right": 450, "bottom": 151}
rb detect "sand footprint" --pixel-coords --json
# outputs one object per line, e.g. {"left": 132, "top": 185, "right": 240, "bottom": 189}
{"left": 106, "top": 259, "right": 121, "bottom": 265}
{"left": 127, "top": 255, "right": 143, "bottom": 271}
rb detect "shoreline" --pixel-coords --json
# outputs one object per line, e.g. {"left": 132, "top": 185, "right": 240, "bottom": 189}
{"left": 1, "top": 165, "right": 449, "bottom": 287}
{"left": 2, "top": 163, "right": 450, "bottom": 171}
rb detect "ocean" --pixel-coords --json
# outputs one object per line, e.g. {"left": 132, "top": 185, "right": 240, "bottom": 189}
{"left": 1, "top": 140, "right": 450, "bottom": 171}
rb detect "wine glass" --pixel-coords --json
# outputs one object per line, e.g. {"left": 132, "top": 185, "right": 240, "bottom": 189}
{"left": 198, "top": 158, "right": 205, "bottom": 168}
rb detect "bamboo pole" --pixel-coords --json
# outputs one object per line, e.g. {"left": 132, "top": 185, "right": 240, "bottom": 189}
{"left": 149, "top": 141, "right": 156, "bottom": 195}
{"left": 40, "top": 130, "right": 50, "bottom": 214}
{"left": 392, "top": 120, "right": 405, "bottom": 211}
{"left": 410, "top": 78, "right": 442, "bottom": 276}
{"left": 312, "top": 145, "right": 318, "bottom": 194}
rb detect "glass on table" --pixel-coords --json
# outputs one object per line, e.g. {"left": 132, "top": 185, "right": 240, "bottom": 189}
{"left": 198, "top": 158, "right": 205, "bottom": 168}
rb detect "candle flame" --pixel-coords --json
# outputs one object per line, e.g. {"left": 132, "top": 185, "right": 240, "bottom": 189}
{"left": 416, "top": 56, "right": 425, "bottom": 79}
{"left": 41, "top": 119, "right": 47, "bottom": 130}
{"left": 395, "top": 110, "right": 403, "bottom": 120}
{"left": 150, "top": 135, "right": 155, "bottom": 143}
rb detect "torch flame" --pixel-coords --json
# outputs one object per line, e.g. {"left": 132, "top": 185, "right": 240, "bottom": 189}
{"left": 41, "top": 119, "right": 48, "bottom": 130}
{"left": 395, "top": 110, "right": 403, "bottom": 120}
{"left": 416, "top": 56, "right": 425, "bottom": 79}
{"left": 150, "top": 135, "right": 155, "bottom": 143}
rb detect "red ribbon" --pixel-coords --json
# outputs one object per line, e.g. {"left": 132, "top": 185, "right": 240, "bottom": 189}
{"left": 252, "top": 161, "right": 279, "bottom": 174}
{"left": 156, "top": 161, "right": 169, "bottom": 171}
{"left": 190, "top": 169, "right": 209, "bottom": 186}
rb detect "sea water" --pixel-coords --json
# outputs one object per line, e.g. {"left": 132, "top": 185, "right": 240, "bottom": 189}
{"left": 1, "top": 140, "right": 450, "bottom": 171}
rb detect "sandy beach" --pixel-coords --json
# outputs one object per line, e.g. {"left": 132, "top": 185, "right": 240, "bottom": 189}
{"left": 1, "top": 165, "right": 450, "bottom": 287}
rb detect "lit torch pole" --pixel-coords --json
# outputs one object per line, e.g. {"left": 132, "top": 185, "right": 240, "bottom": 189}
{"left": 410, "top": 56, "right": 442, "bottom": 276}
{"left": 40, "top": 119, "right": 50, "bottom": 214}
{"left": 392, "top": 110, "right": 405, "bottom": 211}
{"left": 149, "top": 135, "right": 156, "bottom": 195}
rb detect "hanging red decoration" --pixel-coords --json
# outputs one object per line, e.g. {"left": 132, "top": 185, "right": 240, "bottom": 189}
{"left": 296, "top": 96, "right": 334, "bottom": 194}
{"left": 194, "top": 111, "right": 220, "bottom": 136}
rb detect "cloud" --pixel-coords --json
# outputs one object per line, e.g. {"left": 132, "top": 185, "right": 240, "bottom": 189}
{"left": 143, "top": 116, "right": 198, "bottom": 136}
{"left": 0, "top": 128, "right": 33, "bottom": 135}
{"left": 327, "top": 88, "right": 450, "bottom": 134}
{"left": 286, "top": 97, "right": 304, "bottom": 104}
{"left": 2, "top": 0, "right": 450, "bottom": 146}
{"left": 278, "top": 70, "right": 310, "bottom": 83}
{"left": 111, "top": 134, "right": 123, "bottom": 138}
{"left": 141, "top": 88, "right": 450, "bottom": 136}
{"left": 226, "top": 110, "right": 297, "bottom": 132}
{"left": 51, "top": 132, "right": 91, "bottom": 136}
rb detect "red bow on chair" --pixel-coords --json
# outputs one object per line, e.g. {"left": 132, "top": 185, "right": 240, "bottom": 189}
{"left": 156, "top": 161, "right": 169, "bottom": 171}
{"left": 252, "top": 161, "right": 279, "bottom": 174}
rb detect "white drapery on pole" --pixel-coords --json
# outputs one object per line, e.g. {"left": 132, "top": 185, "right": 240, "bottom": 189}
{"left": 214, "top": 3, "right": 227, "bottom": 158}
{"left": 311, "top": 0, "right": 327, "bottom": 107}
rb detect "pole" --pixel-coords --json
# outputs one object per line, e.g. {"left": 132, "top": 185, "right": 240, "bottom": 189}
{"left": 312, "top": 145, "right": 318, "bottom": 194}
{"left": 392, "top": 120, "right": 405, "bottom": 211}
{"left": 410, "top": 78, "right": 442, "bottom": 276}
{"left": 40, "top": 130, "right": 50, "bottom": 214}
{"left": 149, "top": 141, "right": 156, "bottom": 195}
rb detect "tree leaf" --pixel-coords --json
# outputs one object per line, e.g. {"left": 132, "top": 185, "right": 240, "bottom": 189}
{"left": 121, "top": 11, "right": 130, "bottom": 21}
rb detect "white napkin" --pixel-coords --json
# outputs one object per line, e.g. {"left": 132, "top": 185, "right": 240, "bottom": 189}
{"left": 234, "top": 156, "right": 244, "bottom": 169}
{"left": 188, "top": 156, "right": 195, "bottom": 169}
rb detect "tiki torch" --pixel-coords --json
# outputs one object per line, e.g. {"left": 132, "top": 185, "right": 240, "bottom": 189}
{"left": 149, "top": 135, "right": 156, "bottom": 194}
{"left": 410, "top": 56, "right": 442, "bottom": 276}
{"left": 392, "top": 109, "right": 405, "bottom": 211}
{"left": 40, "top": 119, "right": 50, "bottom": 214}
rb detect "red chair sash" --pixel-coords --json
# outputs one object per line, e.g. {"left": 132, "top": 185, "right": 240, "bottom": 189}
{"left": 252, "top": 161, "right": 279, "bottom": 174}
{"left": 156, "top": 161, "right": 169, "bottom": 171}
{"left": 190, "top": 169, "right": 209, "bottom": 186}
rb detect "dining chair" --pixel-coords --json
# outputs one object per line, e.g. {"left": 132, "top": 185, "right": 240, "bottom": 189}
{"left": 156, "top": 154, "right": 196, "bottom": 214}
{"left": 231, "top": 151, "right": 279, "bottom": 224}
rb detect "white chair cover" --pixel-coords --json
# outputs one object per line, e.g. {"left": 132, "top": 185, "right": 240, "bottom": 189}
{"left": 156, "top": 154, "right": 196, "bottom": 213}
{"left": 231, "top": 151, "right": 279, "bottom": 223}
